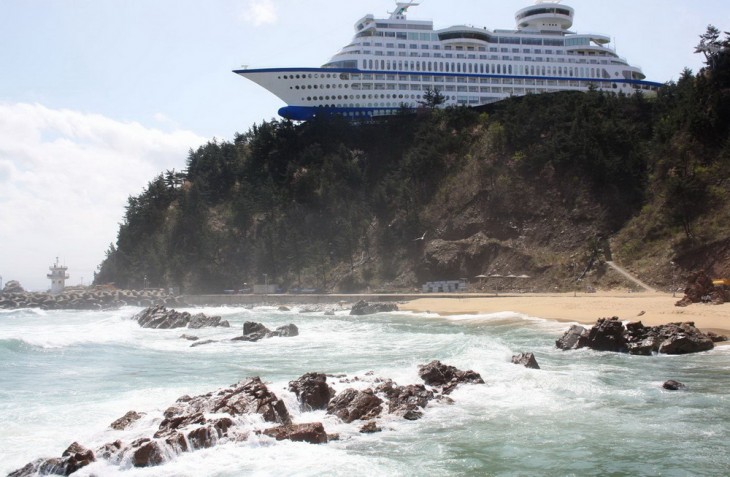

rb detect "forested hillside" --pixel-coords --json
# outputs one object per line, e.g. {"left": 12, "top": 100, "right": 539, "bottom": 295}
{"left": 95, "top": 28, "right": 730, "bottom": 293}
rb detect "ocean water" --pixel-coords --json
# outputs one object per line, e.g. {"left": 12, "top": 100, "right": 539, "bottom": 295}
{"left": 1, "top": 306, "right": 728, "bottom": 476}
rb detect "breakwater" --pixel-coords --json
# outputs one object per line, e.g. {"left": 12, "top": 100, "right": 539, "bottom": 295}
{"left": 182, "top": 293, "right": 485, "bottom": 307}
{"left": 0, "top": 289, "right": 185, "bottom": 310}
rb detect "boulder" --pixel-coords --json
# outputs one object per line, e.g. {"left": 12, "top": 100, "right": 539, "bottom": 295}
{"left": 2, "top": 280, "right": 25, "bottom": 294}
{"left": 555, "top": 325, "right": 588, "bottom": 350}
{"left": 584, "top": 317, "right": 626, "bottom": 352}
{"left": 675, "top": 270, "right": 726, "bottom": 307}
{"left": 375, "top": 380, "right": 434, "bottom": 420}
{"left": 663, "top": 380, "right": 687, "bottom": 391}
{"left": 262, "top": 423, "right": 328, "bottom": 444}
{"left": 134, "top": 306, "right": 226, "bottom": 329}
{"left": 288, "top": 373, "right": 335, "bottom": 411}
{"left": 350, "top": 300, "right": 399, "bottom": 315}
{"left": 511, "top": 353, "right": 540, "bottom": 369}
{"left": 129, "top": 438, "right": 165, "bottom": 467}
{"left": 417, "top": 360, "right": 484, "bottom": 395}
{"left": 658, "top": 332, "right": 714, "bottom": 355}
{"left": 110, "top": 410, "right": 145, "bottom": 430}
{"left": 8, "top": 442, "right": 95, "bottom": 477}
{"left": 327, "top": 388, "right": 383, "bottom": 423}
{"left": 270, "top": 324, "right": 299, "bottom": 337}
{"left": 188, "top": 313, "right": 229, "bottom": 329}
{"left": 239, "top": 322, "right": 299, "bottom": 341}
{"left": 164, "top": 377, "right": 290, "bottom": 425}
{"left": 556, "top": 320, "right": 715, "bottom": 355}
{"left": 359, "top": 421, "right": 382, "bottom": 433}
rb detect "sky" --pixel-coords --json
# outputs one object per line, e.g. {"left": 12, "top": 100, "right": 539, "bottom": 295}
{"left": 1, "top": 0, "right": 728, "bottom": 291}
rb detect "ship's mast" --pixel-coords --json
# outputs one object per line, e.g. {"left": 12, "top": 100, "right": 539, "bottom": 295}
{"left": 389, "top": 1, "right": 420, "bottom": 20}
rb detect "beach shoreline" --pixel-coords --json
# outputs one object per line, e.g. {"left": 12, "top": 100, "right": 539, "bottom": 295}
{"left": 399, "top": 292, "right": 730, "bottom": 337}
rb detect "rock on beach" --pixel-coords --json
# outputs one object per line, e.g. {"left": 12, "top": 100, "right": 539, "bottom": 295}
{"left": 556, "top": 317, "right": 715, "bottom": 355}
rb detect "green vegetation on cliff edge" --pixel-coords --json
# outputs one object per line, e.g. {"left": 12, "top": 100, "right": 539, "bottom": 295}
{"left": 95, "top": 27, "right": 730, "bottom": 293}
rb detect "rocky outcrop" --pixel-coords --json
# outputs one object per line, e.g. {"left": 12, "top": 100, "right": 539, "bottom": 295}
{"left": 262, "top": 423, "right": 328, "bottom": 444}
{"left": 8, "top": 442, "right": 95, "bottom": 477}
{"left": 556, "top": 318, "right": 715, "bottom": 355}
{"left": 417, "top": 360, "right": 484, "bottom": 394}
{"left": 675, "top": 270, "right": 730, "bottom": 306}
{"left": 288, "top": 373, "right": 335, "bottom": 411}
{"left": 375, "top": 380, "right": 434, "bottom": 420}
{"left": 511, "top": 353, "right": 540, "bottom": 369}
{"left": 134, "top": 305, "right": 229, "bottom": 329}
{"left": 110, "top": 411, "right": 145, "bottom": 430}
{"left": 0, "top": 288, "right": 187, "bottom": 310}
{"left": 349, "top": 300, "right": 399, "bottom": 315}
{"left": 555, "top": 325, "right": 588, "bottom": 350}
{"left": 326, "top": 388, "right": 383, "bottom": 423}
{"left": 10, "top": 361, "right": 489, "bottom": 474}
{"left": 235, "top": 322, "right": 299, "bottom": 342}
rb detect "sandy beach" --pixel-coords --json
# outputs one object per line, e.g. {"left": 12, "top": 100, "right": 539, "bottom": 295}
{"left": 401, "top": 292, "right": 730, "bottom": 337}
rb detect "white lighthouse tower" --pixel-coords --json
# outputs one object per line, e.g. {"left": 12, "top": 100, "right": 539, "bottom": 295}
{"left": 47, "top": 257, "right": 69, "bottom": 295}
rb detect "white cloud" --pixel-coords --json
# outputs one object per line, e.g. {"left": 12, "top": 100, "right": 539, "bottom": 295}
{"left": 242, "top": 0, "right": 278, "bottom": 26}
{"left": 0, "top": 102, "right": 208, "bottom": 291}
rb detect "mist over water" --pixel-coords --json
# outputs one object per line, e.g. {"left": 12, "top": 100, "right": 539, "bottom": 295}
{"left": 1, "top": 307, "right": 728, "bottom": 476}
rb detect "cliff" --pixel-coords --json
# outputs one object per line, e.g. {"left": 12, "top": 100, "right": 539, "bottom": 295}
{"left": 95, "top": 38, "right": 730, "bottom": 294}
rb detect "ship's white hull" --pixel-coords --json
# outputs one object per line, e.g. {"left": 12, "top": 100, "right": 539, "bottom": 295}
{"left": 235, "top": 67, "right": 660, "bottom": 120}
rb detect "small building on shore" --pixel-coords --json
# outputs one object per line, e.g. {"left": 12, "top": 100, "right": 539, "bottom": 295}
{"left": 47, "top": 257, "right": 69, "bottom": 295}
{"left": 422, "top": 279, "right": 468, "bottom": 293}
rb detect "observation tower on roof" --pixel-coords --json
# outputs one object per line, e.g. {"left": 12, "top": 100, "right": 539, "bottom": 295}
{"left": 515, "top": 1, "right": 574, "bottom": 31}
{"left": 47, "top": 257, "right": 69, "bottom": 295}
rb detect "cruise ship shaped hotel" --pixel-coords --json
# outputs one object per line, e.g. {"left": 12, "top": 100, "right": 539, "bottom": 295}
{"left": 235, "top": 1, "right": 662, "bottom": 120}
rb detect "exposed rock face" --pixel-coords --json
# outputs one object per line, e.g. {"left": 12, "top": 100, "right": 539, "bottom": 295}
{"left": 262, "top": 423, "right": 328, "bottom": 444}
{"left": 417, "top": 360, "right": 484, "bottom": 394}
{"left": 110, "top": 410, "right": 145, "bottom": 430}
{"left": 288, "top": 373, "right": 335, "bottom": 411}
{"left": 134, "top": 305, "right": 229, "bottom": 329}
{"left": 511, "top": 353, "right": 540, "bottom": 369}
{"left": 164, "top": 377, "right": 290, "bottom": 425}
{"left": 237, "top": 322, "right": 299, "bottom": 342}
{"left": 556, "top": 318, "right": 715, "bottom": 355}
{"left": 8, "top": 442, "right": 95, "bottom": 477}
{"left": 555, "top": 325, "right": 588, "bottom": 350}
{"left": 349, "top": 300, "right": 399, "bottom": 315}
{"left": 584, "top": 317, "right": 626, "bottom": 352}
{"left": 327, "top": 389, "right": 383, "bottom": 423}
{"left": 10, "top": 362, "right": 490, "bottom": 474}
{"left": 675, "top": 270, "right": 730, "bottom": 306}
{"left": 663, "top": 380, "right": 687, "bottom": 391}
{"left": 375, "top": 380, "right": 434, "bottom": 420}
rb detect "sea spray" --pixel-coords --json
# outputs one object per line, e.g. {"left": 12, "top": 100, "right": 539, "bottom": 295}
{"left": 1, "top": 307, "right": 728, "bottom": 475}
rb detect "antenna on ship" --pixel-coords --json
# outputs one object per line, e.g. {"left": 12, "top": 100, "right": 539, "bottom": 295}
{"left": 389, "top": 1, "right": 420, "bottom": 20}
